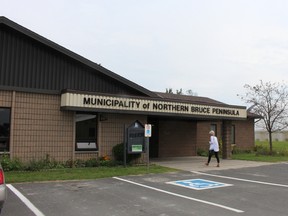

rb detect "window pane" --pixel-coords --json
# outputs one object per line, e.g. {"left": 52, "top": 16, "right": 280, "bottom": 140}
{"left": 75, "top": 114, "right": 97, "bottom": 151}
{"left": 0, "top": 108, "right": 10, "bottom": 152}
{"left": 210, "top": 124, "right": 217, "bottom": 136}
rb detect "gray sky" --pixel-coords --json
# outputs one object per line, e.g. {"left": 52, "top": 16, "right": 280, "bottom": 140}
{"left": 1, "top": 0, "right": 288, "bottom": 106}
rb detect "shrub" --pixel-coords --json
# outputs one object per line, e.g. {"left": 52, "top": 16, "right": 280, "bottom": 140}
{"left": 112, "top": 143, "right": 141, "bottom": 163}
{"left": 99, "top": 160, "right": 116, "bottom": 167}
{"left": 197, "top": 148, "right": 208, "bottom": 157}
{"left": 0, "top": 154, "right": 23, "bottom": 171}
{"left": 1, "top": 155, "right": 104, "bottom": 171}
{"left": 254, "top": 145, "right": 270, "bottom": 155}
{"left": 24, "top": 155, "right": 65, "bottom": 171}
{"left": 1, "top": 149, "right": 143, "bottom": 172}
{"left": 25, "top": 159, "right": 43, "bottom": 171}
{"left": 232, "top": 147, "right": 253, "bottom": 155}
{"left": 85, "top": 158, "right": 99, "bottom": 167}
{"left": 73, "top": 159, "right": 86, "bottom": 168}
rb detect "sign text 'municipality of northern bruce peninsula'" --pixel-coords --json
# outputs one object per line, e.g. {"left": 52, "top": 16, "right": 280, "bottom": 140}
{"left": 80, "top": 96, "right": 244, "bottom": 117}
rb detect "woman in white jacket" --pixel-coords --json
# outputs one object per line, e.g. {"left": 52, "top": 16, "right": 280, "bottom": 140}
{"left": 205, "top": 130, "right": 220, "bottom": 167}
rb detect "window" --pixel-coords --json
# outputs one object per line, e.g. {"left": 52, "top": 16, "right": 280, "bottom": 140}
{"left": 0, "top": 108, "right": 10, "bottom": 152}
{"left": 75, "top": 113, "right": 98, "bottom": 151}
{"left": 231, "top": 125, "right": 236, "bottom": 144}
{"left": 210, "top": 124, "right": 217, "bottom": 136}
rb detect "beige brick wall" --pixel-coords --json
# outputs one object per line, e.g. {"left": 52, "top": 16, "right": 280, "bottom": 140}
{"left": 98, "top": 113, "right": 147, "bottom": 161}
{"left": 13, "top": 92, "right": 75, "bottom": 162}
{"left": 74, "top": 152, "right": 98, "bottom": 161}
{"left": 0, "top": 90, "right": 75, "bottom": 162}
{"left": 0, "top": 90, "right": 12, "bottom": 107}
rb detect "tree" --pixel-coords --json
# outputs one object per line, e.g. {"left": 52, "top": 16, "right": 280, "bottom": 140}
{"left": 165, "top": 88, "right": 198, "bottom": 96}
{"left": 165, "top": 88, "right": 174, "bottom": 94}
{"left": 176, "top": 88, "right": 183, "bottom": 95}
{"left": 239, "top": 80, "right": 288, "bottom": 154}
{"left": 186, "top": 89, "right": 198, "bottom": 96}
{"left": 165, "top": 88, "right": 183, "bottom": 94}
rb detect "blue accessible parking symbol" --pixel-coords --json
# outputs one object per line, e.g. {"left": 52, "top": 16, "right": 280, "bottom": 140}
{"left": 167, "top": 179, "right": 233, "bottom": 190}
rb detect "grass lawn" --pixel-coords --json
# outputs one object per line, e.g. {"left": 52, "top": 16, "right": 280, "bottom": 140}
{"left": 232, "top": 153, "right": 288, "bottom": 162}
{"left": 5, "top": 164, "right": 178, "bottom": 184}
{"left": 255, "top": 140, "right": 288, "bottom": 151}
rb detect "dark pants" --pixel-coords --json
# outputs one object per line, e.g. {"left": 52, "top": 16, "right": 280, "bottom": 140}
{"left": 207, "top": 150, "right": 220, "bottom": 164}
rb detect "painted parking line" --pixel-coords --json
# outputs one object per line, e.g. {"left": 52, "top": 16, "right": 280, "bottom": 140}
{"left": 113, "top": 177, "right": 244, "bottom": 213}
{"left": 6, "top": 184, "right": 45, "bottom": 216}
{"left": 192, "top": 171, "right": 288, "bottom": 188}
{"left": 167, "top": 179, "right": 233, "bottom": 190}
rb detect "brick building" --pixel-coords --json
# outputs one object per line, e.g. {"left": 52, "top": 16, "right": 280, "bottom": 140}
{"left": 0, "top": 17, "right": 257, "bottom": 163}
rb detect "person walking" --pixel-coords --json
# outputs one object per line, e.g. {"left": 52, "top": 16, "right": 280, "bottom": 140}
{"left": 205, "top": 130, "right": 220, "bottom": 167}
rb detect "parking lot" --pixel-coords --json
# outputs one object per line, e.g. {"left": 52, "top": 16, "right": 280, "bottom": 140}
{"left": 2, "top": 161, "right": 288, "bottom": 216}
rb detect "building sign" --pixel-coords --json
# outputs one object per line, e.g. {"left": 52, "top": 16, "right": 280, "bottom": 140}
{"left": 61, "top": 92, "right": 247, "bottom": 119}
{"left": 127, "top": 121, "right": 145, "bottom": 154}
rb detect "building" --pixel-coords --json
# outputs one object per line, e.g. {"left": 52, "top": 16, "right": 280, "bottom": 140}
{"left": 255, "top": 130, "right": 288, "bottom": 142}
{"left": 0, "top": 17, "right": 257, "bottom": 163}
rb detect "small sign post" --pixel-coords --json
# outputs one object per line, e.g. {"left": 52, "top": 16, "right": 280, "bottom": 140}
{"left": 145, "top": 124, "right": 152, "bottom": 138}
{"left": 124, "top": 122, "right": 152, "bottom": 169}
{"left": 145, "top": 124, "right": 152, "bottom": 171}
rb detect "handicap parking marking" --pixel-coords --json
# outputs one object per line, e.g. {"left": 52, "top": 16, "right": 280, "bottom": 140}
{"left": 166, "top": 179, "right": 233, "bottom": 190}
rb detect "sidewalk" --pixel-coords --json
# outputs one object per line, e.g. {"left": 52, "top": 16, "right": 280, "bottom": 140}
{"left": 151, "top": 156, "right": 274, "bottom": 171}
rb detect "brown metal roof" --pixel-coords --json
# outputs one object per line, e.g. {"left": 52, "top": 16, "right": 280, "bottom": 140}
{"left": 155, "top": 92, "right": 265, "bottom": 118}
{"left": 154, "top": 92, "right": 244, "bottom": 107}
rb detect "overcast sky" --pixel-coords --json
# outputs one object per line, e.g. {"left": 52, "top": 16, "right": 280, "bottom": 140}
{"left": 1, "top": 0, "right": 288, "bottom": 106}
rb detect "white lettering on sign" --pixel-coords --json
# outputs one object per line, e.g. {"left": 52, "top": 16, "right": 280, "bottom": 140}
{"left": 61, "top": 93, "right": 247, "bottom": 119}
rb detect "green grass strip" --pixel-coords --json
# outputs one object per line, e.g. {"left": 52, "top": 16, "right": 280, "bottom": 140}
{"left": 5, "top": 165, "right": 177, "bottom": 184}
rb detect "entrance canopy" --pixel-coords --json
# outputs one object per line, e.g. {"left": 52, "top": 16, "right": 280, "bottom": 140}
{"left": 61, "top": 90, "right": 247, "bottom": 120}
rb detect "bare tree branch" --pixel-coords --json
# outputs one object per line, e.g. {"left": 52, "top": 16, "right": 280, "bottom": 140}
{"left": 239, "top": 80, "right": 288, "bottom": 153}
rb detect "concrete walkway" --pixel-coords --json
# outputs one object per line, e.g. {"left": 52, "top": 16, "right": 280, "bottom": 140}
{"left": 151, "top": 156, "right": 274, "bottom": 171}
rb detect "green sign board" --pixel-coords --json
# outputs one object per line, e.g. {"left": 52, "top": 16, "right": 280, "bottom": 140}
{"left": 132, "top": 145, "right": 143, "bottom": 152}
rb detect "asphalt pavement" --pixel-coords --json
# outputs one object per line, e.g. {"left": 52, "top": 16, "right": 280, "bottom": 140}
{"left": 2, "top": 157, "right": 287, "bottom": 216}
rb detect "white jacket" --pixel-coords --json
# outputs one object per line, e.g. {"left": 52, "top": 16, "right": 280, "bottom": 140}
{"left": 209, "top": 135, "right": 219, "bottom": 152}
